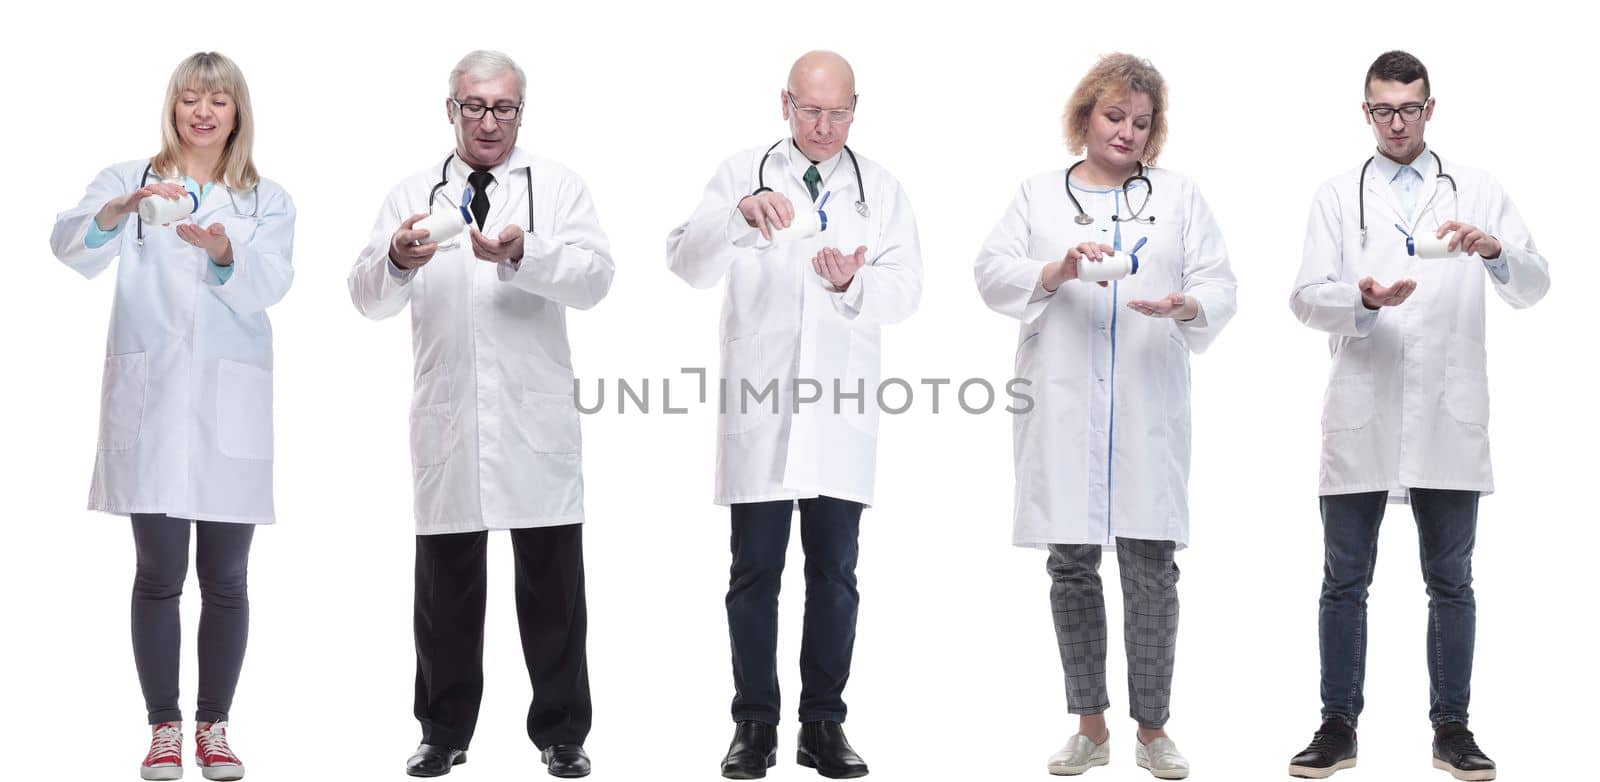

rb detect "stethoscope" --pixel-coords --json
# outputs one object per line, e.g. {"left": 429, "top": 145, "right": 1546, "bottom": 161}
{"left": 1357, "top": 149, "right": 1456, "bottom": 247}
{"left": 136, "top": 162, "right": 258, "bottom": 247}
{"left": 753, "top": 139, "right": 869, "bottom": 218}
{"left": 427, "top": 153, "right": 536, "bottom": 234}
{"left": 1065, "top": 160, "right": 1154, "bottom": 225}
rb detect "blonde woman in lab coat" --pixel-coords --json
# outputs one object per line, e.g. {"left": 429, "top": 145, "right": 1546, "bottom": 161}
{"left": 975, "top": 53, "right": 1235, "bottom": 779}
{"left": 49, "top": 52, "right": 294, "bottom": 781}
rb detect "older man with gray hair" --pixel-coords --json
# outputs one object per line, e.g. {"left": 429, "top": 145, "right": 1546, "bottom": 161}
{"left": 350, "top": 50, "right": 614, "bottom": 779}
{"left": 668, "top": 50, "right": 923, "bottom": 780}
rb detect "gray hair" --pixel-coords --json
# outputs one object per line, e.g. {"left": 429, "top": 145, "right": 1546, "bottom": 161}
{"left": 449, "top": 50, "right": 526, "bottom": 101}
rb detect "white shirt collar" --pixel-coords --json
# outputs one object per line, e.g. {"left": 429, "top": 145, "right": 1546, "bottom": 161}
{"left": 1371, "top": 144, "right": 1435, "bottom": 184}
{"left": 785, "top": 139, "right": 843, "bottom": 185}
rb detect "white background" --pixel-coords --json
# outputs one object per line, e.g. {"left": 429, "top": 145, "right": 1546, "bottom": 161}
{"left": 3, "top": 1, "right": 1593, "bottom": 780}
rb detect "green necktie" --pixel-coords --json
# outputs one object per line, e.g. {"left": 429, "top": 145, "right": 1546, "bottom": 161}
{"left": 803, "top": 165, "right": 821, "bottom": 202}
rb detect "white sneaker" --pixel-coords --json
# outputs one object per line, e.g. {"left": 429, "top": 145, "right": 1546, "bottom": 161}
{"left": 1136, "top": 736, "right": 1190, "bottom": 779}
{"left": 1048, "top": 734, "right": 1110, "bottom": 775}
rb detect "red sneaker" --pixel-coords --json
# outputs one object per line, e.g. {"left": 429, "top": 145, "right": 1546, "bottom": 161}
{"left": 194, "top": 722, "right": 245, "bottom": 781}
{"left": 140, "top": 722, "right": 183, "bottom": 780}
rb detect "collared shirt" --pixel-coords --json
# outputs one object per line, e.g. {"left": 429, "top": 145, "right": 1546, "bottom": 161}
{"left": 86, "top": 175, "right": 234, "bottom": 282}
{"left": 787, "top": 139, "right": 844, "bottom": 204}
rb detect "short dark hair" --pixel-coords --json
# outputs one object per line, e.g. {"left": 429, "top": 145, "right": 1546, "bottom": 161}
{"left": 1365, "top": 50, "right": 1430, "bottom": 99}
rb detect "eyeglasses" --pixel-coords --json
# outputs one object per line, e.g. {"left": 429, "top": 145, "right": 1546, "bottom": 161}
{"left": 787, "top": 92, "right": 855, "bottom": 125}
{"left": 451, "top": 98, "right": 523, "bottom": 122}
{"left": 1367, "top": 102, "right": 1428, "bottom": 124}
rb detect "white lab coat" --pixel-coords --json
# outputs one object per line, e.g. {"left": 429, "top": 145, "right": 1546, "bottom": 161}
{"left": 976, "top": 167, "right": 1236, "bottom": 548}
{"left": 1291, "top": 150, "right": 1549, "bottom": 499}
{"left": 667, "top": 142, "right": 922, "bottom": 507}
{"left": 349, "top": 149, "right": 613, "bottom": 535}
{"left": 49, "top": 159, "right": 296, "bottom": 523}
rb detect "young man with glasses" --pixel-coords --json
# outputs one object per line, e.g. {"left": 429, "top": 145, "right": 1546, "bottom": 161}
{"left": 349, "top": 49, "right": 614, "bottom": 779}
{"left": 667, "top": 50, "right": 923, "bottom": 780}
{"left": 1285, "top": 50, "right": 1549, "bottom": 781}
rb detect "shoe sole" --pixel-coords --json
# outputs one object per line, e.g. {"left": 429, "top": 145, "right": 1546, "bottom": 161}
{"left": 797, "top": 750, "right": 869, "bottom": 779}
{"left": 1432, "top": 758, "right": 1495, "bottom": 781}
{"left": 1137, "top": 756, "right": 1189, "bottom": 779}
{"left": 721, "top": 752, "right": 777, "bottom": 779}
{"left": 406, "top": 752, "right": 467, "bottom": 778}
{"left": 1047, "top": 756, "right": 1109, "bottom": 775}
{"left": 1289, "top": 758, "right": 1357, "bottom": 778}
{"left": 201, "top": 764, "right": 245, "bottom": 781}
{"left": 140, "top": 766, "right": 182, "bottom": 781}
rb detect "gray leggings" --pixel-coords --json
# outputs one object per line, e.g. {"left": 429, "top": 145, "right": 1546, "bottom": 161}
{"left": 131, "top": 514, "right": 254, "bottom": 725}
{"left": 1046, "top": 538, "right": 1179, "bottom": 728}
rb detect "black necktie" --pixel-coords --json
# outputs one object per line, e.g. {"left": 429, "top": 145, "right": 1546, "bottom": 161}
{"left": 467, "top": 171, "right": 494, "bottom": 230}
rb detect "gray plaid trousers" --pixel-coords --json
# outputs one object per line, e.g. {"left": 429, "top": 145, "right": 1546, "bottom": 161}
{"left": 1046, "top": 538, "right": 1180, "bottom": 727}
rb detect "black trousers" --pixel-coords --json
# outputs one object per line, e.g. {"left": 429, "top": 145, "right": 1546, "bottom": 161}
{"left": 414, "top": 524, "right": 590, "bottom": 751}
{"left": 728, "top": 496, "right": 863, "bottom": 725}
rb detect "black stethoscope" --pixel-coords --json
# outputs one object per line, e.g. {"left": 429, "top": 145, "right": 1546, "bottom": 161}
{"left": 1065, "top": 160, "right": 1154, "bottom": 225}
{"left": 753, "top": 139, "right": 869, "bottom": 218}
{"left": 428, "top": 153, "right": 536, "bottom": 233}
{"left": 1357, "top": 149, "right": 1456, "bottom": 247}
{"left": 136, "top": 162, "right": 258, "bottom": 247}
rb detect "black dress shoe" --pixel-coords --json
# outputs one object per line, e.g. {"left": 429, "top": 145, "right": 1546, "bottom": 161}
{"left": 1433, "top": 722, "right": 1496, "bottom": 781}
{"left": 1288, "top": 718, "right": 1357, "bottom": 778}
{"left": 721, "top": 720, "right": 778, "bottom": 779}
{"left": 406, "top": 744, "right": 467, "bottom": 777}
{"left": 797, "top": 721, "right": 868, "bottom": 779}
{"left": 541, "top": 744, "right": 592, "bottom": 778}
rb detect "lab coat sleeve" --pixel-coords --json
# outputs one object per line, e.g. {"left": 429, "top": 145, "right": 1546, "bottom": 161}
{"left": 666, "top": 155, "right": 751, "bottom": 289}
{"left": 975, "top": 181, "right": 1057, "bottom": 325}
{"left": 496, "top": 172, "right": 614, "bottom": 310}
{"left": 830, "top": 180, "right": 922, "bottom": 324}
{"left": 50, "top": 165, "right": 129, "bottom": 279}
{"left": 1175, "top": 182, "right": 1237, "bottom": 353}
{"left": 1289, "top": 181, "right": 1378, "bottom": 337}
{"left": 348, "top": 189, "right": 415, "bottom": 320}
{"left": 207, "top": 185, "right": 295, "bottom": 317}
{"left": 1483, "top": 176, "right": 1549, "bottom": 309}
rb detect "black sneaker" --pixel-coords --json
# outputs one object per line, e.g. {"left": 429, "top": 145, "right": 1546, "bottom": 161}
{"left": 1288, "top": 718, "right": 1358, "bottom": 778}
{"left": 1432, "top": 722, "right": 1496, "bottom": 781}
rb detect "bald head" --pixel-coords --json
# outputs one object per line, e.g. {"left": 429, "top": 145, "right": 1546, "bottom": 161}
{"left": 782, "top": 50, "right": 857, "bottom": 162}
{"left": 787, "top": 50, "right": 856, "bottom": 96}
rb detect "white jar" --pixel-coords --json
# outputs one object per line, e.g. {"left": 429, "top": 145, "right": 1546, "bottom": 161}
{"left": 1407, "top": 233, "right": 1462, "bottom": 260}
{"left": 1078, "top": 254, "right": 1139, "bottom": 282}
{"left": 415, "top": 209, "right": 469, "bottom": 245}
{"left": 138, "top": 192, "right": 199, "bottom": 225}
{"left": 761, "top": 209, "right": 826, "bottom": 246}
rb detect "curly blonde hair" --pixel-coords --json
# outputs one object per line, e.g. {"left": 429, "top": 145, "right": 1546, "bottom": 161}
{"left": 1062, "top": 53, "right": 1168, "bottom": 165}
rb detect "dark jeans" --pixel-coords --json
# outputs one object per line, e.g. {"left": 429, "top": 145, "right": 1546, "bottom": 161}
{"left": 1318, "top": 489, "right": 1478, "bottom": 728}
{"left": 130, "top": 514, "right": 255, "bottom": 725}
{"left": 727, "top": 496, "right": 863, "bottom": 725}
{"left": 414, "top": 524, "right": 591, "bottom": 751}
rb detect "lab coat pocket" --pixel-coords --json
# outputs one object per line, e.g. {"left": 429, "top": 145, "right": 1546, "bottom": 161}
{"left": 1321, "top": 373, "right": 1375, "bottom": 433}
{"left": 219, "top": 213, "right": 259, "bottom": 246}
{"left": 97, "top": 352, "right": 147, "bottom": 451}
{"left": 217, "top": 359, "right": 274, "bottom": 461}
{"left": 844, "top": 329, "right": 881, "bottom": 434}
{"left": 410, "top": 364, "right": 455, "bottom": 468}
{"left": 719, "top": 334, "right": 762, "bottom": 436}
{"left": 1443, "top": 368, "right": 1490, "bottom": 427}
{"left": 522, "top": 390, "right": 582, "bottom": 454}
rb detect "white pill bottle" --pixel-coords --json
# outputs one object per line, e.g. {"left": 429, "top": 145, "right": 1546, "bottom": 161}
{"left": 138, "top": 191, "right": 200, "bottom": 225}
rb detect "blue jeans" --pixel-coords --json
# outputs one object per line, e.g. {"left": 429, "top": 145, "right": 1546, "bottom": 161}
{"left": 727, "top": 496, "right": 863, "bottom": 725}
{"left": 1318, "top": 489, "right": 1478, "bottom": 728}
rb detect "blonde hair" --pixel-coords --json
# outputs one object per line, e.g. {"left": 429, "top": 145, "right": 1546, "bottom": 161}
{"left": 151, "top": 52, "right": 259, "bottom": 190}
{"left": 1062, "top": 53, "right": 1169, "bottom": 165}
